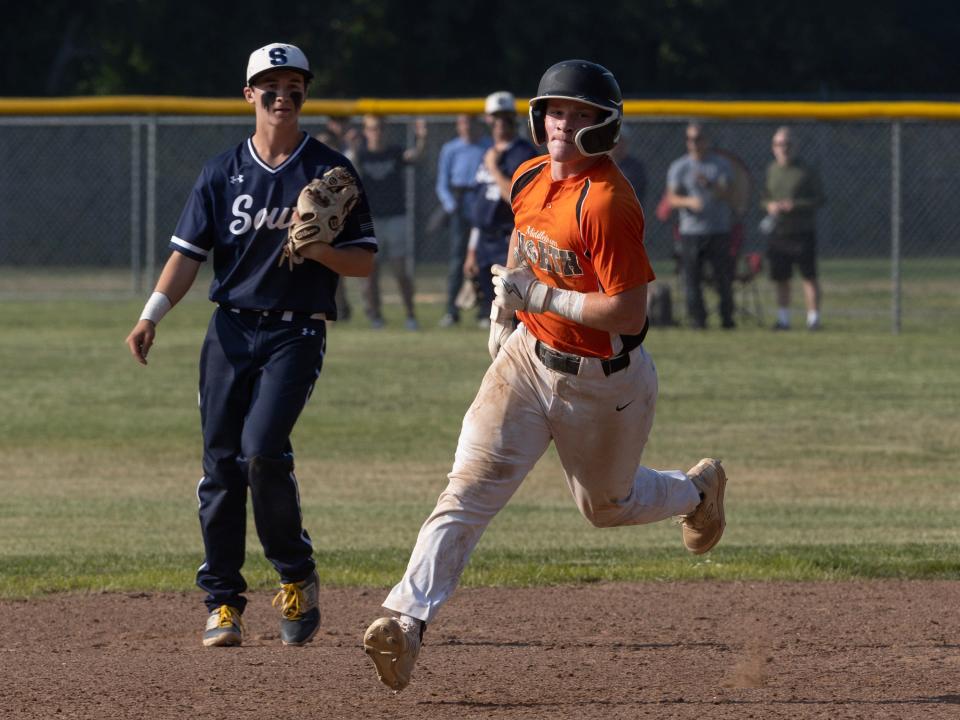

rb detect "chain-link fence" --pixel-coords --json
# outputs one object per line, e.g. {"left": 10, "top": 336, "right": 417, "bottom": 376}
{"left": 1, "top": 111, "right": 957, "bottom": 331}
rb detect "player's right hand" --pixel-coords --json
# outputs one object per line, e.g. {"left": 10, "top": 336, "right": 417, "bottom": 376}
{"left": 125, "top": 320, "right": 156, "bottom": 365}
{"left": 487, "top": 303, "right": 515, "bottom": 361}
{"left": 491, "top": 264, "right": 551, "bottom": 314}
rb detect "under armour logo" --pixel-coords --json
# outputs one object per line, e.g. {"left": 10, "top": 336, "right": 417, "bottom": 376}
{"left": 301, "top": 328, "right": 317, "bottom": 336}
{"left": 229, "top": 174, "right": 244, "bottom": 184}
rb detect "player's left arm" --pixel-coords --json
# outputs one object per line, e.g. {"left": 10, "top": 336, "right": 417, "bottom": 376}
{"left": 293, "top": 161, "right": 376, "bottom": 276}
{"left": 577, "top": 194, "right": 652, "bottom": 334}
{"left": 571, "top": 283, "right": 648, "bottom": 335}
{"left": 299, "top": 244, "right": 374, "bottom": 277}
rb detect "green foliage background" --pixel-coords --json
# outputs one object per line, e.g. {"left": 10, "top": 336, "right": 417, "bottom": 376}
{"left": 4, "top": 0, "right": 958, "bottom": 98}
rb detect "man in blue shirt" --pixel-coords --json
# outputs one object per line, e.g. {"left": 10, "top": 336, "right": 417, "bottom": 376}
{"left": 435, "top": 114, "right": 489, "bottom": 327}
{"left": 125, "top": 42, "right": 375, "bottom": 649}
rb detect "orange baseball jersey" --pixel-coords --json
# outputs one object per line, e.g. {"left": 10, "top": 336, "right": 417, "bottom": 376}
{"left": 510, "top": 154, "right": 655, "bottom": 357}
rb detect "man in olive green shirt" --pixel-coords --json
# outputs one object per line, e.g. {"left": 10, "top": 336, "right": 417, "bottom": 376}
{"left": 762, "top": 126, "right": 825, "bottom": 330}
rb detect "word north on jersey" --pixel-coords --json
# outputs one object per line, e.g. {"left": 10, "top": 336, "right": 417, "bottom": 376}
{"left": 229, "top": 195, "right": 296, "bottom": 235}
{"left": 517, "top": 228, "right": 583, "bottom": 277}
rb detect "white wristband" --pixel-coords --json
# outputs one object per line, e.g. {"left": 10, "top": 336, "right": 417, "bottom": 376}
{"left": 527, "top": 281, "right": 552, "bottom": 314}
{"left": 489, "top": 300, "right": 515, "bottom": 323}
{"left": 139, "top": 291, "right": 172, "bottom": 325}
{"left": 546, "top": 287, "right": 585, "bottom": 323}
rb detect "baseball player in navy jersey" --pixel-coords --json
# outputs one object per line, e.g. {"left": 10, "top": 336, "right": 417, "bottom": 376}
{"left": 125, "top": 42, "right": 376, "bottom": 648}
{"left": 464, "top": 91, "right": 538, "bottom": 326}
{"left": 362, "top": 60, "right": 728, "bottom": 693}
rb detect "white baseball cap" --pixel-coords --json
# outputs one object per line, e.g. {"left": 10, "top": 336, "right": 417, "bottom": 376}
{"left": 484, "top": 91, "right": 516, "bottom": 115}
{"left": 246, "top": 43, "right": 313, "bottom": 85}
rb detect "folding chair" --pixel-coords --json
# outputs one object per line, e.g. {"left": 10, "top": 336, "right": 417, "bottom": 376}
{"left": 734, "top": 249, "right": 765, "bottom": 324}
{"left": 728, "top": 222, "right": 764, "bottom": 325}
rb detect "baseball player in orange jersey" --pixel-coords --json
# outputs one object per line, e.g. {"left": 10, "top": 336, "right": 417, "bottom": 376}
{"left": 362, "top": 60, "right": 728, "bottom": 693}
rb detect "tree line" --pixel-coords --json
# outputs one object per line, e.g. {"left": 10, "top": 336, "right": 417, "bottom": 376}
{"left": 4, "top": 0, "right": 957, "bottom": 99}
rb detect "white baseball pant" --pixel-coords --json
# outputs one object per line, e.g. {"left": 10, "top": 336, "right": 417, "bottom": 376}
{"left": 383, "top": 323, "right": 701, "bottom": 623}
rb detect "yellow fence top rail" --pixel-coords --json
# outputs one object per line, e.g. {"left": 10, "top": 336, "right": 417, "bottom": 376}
{"left": 2, "top": 96, "right": 960, "bottom": 120}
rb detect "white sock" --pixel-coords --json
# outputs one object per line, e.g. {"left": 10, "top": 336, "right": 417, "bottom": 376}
{"left": 807, "top": 310, "right": 820, "bottom": 326}
{"left": 777, "top": 308, "right": 791, "bottom": 326}
{"left": 399, "top": 614, "right": 422, "bottom": 632}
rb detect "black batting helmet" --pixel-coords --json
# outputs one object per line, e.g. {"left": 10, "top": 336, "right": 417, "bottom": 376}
{"left": 528, "top": 60, "right": 623, "bottom": 157}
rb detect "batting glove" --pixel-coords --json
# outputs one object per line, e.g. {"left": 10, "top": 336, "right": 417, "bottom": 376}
{"left": 491, "top": 264, "right": 551, "bottom": 314}
{"left": 487, "top": 302, "right": 516, "bottom": 361}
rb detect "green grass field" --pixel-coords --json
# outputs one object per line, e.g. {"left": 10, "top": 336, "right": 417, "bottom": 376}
{"left": 0, "top": 259, "right": 957, "bottom": 597}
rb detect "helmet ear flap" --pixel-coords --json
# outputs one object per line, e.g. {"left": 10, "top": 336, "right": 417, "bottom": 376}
{"left": 573, "top": 112, "right": 621, "bottom": 156}
{"left": 528, "top": 100, "right": 547, "bottom": 146}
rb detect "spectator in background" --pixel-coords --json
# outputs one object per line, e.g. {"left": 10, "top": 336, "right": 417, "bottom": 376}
{"left": 436, "top": 114, "right": 490, "bottom": 327}
{"left": 463, "top": 92, "right": 538, "bottom": 327}
{"left": 348, "top": 115, "right": 427, "bottom": 329}
{"left": 315, "top": 115, "right": 357, "bottom": 322}
{"left": 610, "top": 124, "right": 647, "bottom": 206}
{"left": 666, "top": 122, "right": 736, "bottom": 329}
{"left": 761, "top": 126, "right": 825, "bottom": 331}
{"left": 315, "top": 115, "right": 349, "bottom": 149}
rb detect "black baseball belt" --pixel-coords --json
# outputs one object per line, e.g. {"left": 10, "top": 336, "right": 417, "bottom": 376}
{"left": 533, "top": 320, "right": 648, "bottom": 377}
{"left": 220, "top": 305, "right": 327, "bottom": 321}
{"left": 534, "top": 341, "right": 628, "bottom": 376}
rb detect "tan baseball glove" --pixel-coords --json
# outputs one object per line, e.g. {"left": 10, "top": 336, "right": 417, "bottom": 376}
{"left": 279, "top": 166, "right": 360, "bottom": 270}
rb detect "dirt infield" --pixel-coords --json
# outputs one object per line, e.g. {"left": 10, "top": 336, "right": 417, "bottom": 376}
{"left": 2, "top": 581, "right": 958, "bottom": 719}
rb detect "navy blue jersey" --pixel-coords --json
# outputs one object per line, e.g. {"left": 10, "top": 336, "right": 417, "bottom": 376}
{"left": 355, "top": 145, "right": 406, "bottom": 216}
{"left": 471, "top": 138, "right": 538, "bottom": 234}
{"left": 617, "top": 154, "right": 647, "bottom": 207}
{"left": 170, "top": 133, "right": 377, "bottom": 317}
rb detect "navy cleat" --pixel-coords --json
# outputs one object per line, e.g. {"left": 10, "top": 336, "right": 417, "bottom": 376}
{"left": 272, "top": 571, "right": 321, "bottom": 646}
{"left": 203, "top": 605, "right": 243, "bottom": 647}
